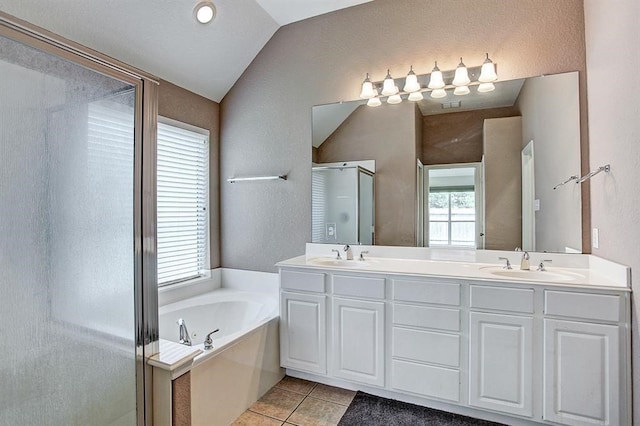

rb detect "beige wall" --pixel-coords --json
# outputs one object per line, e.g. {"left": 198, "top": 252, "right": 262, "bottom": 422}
{"left": 483, "top": 117, "right": 523, "bottom": 250}
{"left": 422, "top": 107, "right": 519, "bottom": 165}
{"left": 317, "top": 102, "right": 418, "bottom": 246}
{"left": 220, "top": 0, "right": 587, "bottom": 272}
{"left": 158, "top": 80, "right": 221, "bottom": 268}
{"left": 584, "top": 0, "right": 640, "bottom": 416}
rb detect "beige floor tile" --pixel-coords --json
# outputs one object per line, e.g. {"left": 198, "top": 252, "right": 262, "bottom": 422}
{"left": 308, "top": 384, "right": 356, "bottom": 406}
{"left": 286, "top": 397, "right": 347, "bottom": 426}
{"left": 274, "top": 376, "right": 317, "bottom": 395}
{"left": 249, "top": 387, "right": 305, "bottom": 421}
{"left": 231, "top": 410, "right": 283, "bottom": 426}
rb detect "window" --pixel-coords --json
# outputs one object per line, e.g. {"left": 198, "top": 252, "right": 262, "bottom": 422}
{"left": 428, "top": 189, "right": 476, "bottom": 247}
{"left": 157, "top": 118, "right": 209, "bottom": 286}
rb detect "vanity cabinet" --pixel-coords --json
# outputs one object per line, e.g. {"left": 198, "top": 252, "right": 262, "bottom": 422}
{"left": 280, "top": 269, "right": 328, "bottom": 374}
{"left": 278, "top": 265, "right": 631, "bottom": 426}
{"left": 542, "top": 290, "right": 624, "bottom": 426}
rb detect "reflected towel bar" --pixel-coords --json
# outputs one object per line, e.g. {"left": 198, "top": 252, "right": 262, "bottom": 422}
{"left": 553, "top": 175, "right": 579, "bottom": 190}
{"left": 576, "top": 164, "right": 610, "bottom": 184}
{"left": 227, "top": 175, "right": 287, "bottom": 183}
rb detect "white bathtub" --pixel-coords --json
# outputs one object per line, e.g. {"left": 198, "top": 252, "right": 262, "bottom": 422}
{"left": 159, "top": 288, "right": 278, "bottom": 354}
{"left": 156, "top": 271, "right": 283, "bottom": 425}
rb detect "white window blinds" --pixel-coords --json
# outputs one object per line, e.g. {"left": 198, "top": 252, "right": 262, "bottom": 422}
{"left": 157, "top": 120, "right": 209, "bottom": 286}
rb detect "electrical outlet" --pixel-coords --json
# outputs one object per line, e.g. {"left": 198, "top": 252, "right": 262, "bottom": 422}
{"left": 592, "top": 228, "right": 599, "bottom": 249}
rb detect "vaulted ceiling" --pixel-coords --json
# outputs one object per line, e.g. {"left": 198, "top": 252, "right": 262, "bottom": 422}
{"left": 0, "top": 0, "right": 372, "bottom": 102}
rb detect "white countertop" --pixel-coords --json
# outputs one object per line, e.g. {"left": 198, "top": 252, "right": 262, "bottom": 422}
{"left": 277, "top": 251, "right": 630, "bottom": 290}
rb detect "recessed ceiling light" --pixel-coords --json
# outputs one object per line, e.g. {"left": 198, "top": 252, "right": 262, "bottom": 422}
{"left": 194, "top": 1, "right": 216, "bottom": 24}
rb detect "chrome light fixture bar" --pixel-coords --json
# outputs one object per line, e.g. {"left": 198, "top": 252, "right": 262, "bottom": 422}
{"left": 359, "top": 53, "right": 498, "bottom": 106}
{"left": 227, "top": 175, "right": 287, "bottom": 183}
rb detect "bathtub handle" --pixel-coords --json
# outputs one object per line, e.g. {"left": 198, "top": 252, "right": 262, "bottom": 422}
{"left": 204, "top": 329, "right": 220, "bottom": 350}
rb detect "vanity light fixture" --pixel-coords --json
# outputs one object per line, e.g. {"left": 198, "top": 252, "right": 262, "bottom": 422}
{"left": 479, "top": 53, "right": 498, "bottom": 83}
{"left": 403, "top": 66, "right": 421, "bottom": 92}
{"left": 452, "top": 58, "right": 471, "bottom": 87}
{"left": 360, "top": 53, "right": 498, "bottom": 106}
{"left": 381, "top": 70, "right": 398, "bottom": 96}
{"left": 360, "top": 73, "right": 375, "bottom": 99}
{"left": 427, "top": 62, "right": 445, "bottom": 89}
{"left": 194, "top": 1, "right": 216, "bottom": 24}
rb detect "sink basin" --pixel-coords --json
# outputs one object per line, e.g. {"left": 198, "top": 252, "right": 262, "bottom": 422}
{"left": 308, "top": 258, "right": 370, "bottom": 268}
{"left": 479, "top": 266, "right": 583, "bottom": 282}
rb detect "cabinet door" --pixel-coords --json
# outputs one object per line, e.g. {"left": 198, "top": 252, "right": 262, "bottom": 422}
{"left": 543, "top": 319, "right": 619, "bottom": 426}
{"left": 469, "top": 312, "right": 533, "bottom": 417}
{"left": 280, "top": 291, "right": 327, "bottom": 374}
{"left": 332, "top": 297, "right": 385, "bottom": 387}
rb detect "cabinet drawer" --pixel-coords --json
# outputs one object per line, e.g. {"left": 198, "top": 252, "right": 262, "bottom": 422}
{"left": 393, "top": 304, "right": 460, "bottom": 332}
{"left": 393, "top": 327, "right": 459, "bottom": 367}
{"left": 545, "top": 291, "right": 620, "bottom": 322}
{"left": 392, "top": 359, "right": 460, "bottom": 402}
{"left": 470, "top": 285, "right": 534, "bottom": 313}
{"left": 281, "top": 270, "right": 325, "bottom": 293}
{"left": 393, "top": 279, "right": 460, "bottom": 306}
{"left": 333, "top": 275, "right": 385, "bottom": 300}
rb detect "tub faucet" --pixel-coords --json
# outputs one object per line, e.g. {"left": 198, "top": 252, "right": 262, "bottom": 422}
{"left": 520, "top": 251, "right": 530, "bottom": 270}
{"left": 344, "top": 244, "right": 354, "bottom": 260}
{"left": 204, "top": 329, "right": 220, "bottom": 350}
{"left": 177, "top": 318, "right": 192, "bottom": 346}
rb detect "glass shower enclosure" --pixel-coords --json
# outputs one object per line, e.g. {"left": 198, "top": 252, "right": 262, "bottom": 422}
{"left": 312, "top": 165, "right": 375, "bottom": 245}
{"left": 0, "top": 13, "right": 157, "bottom": 425}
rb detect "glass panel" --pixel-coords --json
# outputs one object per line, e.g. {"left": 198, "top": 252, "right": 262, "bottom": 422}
{"left": 358, "top": 171, "right": 374, "bottom": 245}
{"left": 312, "top": 167, "right": 358, "bottom": 244}
{"left": 0, "top": 35, "right": 137, "bottom": 425}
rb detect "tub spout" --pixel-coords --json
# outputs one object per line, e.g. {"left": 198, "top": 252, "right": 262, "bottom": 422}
{"left": 204, "top": 329, "right": 220, "bottom": 350}
{"left": 177, "top": 318, "right": 192, "bottom": 346}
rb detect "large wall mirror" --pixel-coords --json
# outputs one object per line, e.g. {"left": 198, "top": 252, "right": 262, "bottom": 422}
{"left": 311, "top": 71, "right": 582, "bottom": 253}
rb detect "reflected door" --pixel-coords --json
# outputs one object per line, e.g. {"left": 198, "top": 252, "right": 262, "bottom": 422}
{"left": 0, "top": 32, "right": 139, "bottom": 425}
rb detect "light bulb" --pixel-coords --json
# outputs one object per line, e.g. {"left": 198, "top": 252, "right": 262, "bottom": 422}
{"left": 194, "top": 2, "right": 216, "bottom": 24}
{"left": 477, "top": 82, "right": 495, "bottom": 93}
{"left": 479, "top": 53, "right": 498, "bottom": 83}
{"left": 387, "top": 90, "right": 402, "bottom": 104}
{"left": 367, "top": 97, "right": 382, "bottom": 107}
{"left": 403, "top": 66, "right": 421, "bottom": 92}
{"left": 452, "top": 58, "right": 470, "bottom": 87}
{"left": 430, "top": 89, "right": 447, "bottom": 99}
{"left": 427, "top": 62, "right": 445, "bottom": 89}
{"left": 408, "top": 91, "right": 424, "bottom": 101}
{"left": 454, "top": 85, "right": 470, "bottom": 96}
{"left": 381, "top": 70, "right": 398, "bottom": 96}
{"left": 359, "top": 73, "right": 375, "bottom": 99}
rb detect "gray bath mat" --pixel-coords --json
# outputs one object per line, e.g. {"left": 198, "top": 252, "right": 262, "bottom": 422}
{"left": 338, "top": 392, "right": 506, "bottom": 426}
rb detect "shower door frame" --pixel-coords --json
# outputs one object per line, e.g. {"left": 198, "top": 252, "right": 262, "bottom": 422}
{"left": 0, "top": 11, "right": 159, "bottom": 426}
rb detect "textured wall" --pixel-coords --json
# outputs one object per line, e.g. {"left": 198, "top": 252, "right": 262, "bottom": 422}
{"left": 220, "top": 0, "right": 587, "bottom": 272}
{"left": 158, "top": 80, "right": 221, "bottom": 268}
{"left": 422, "top": 107, "right": 519, "bottom": 165}
{"left": 317, "top": 102, "right": 418, "bottom": 246}
{"left": 483, "top": 117, "right": 522, "bottom": 250}
{"left": 584, "top": 0, "right": 640, "bottom": 417}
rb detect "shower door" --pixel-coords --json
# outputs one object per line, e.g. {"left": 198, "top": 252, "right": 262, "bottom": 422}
{"left": 0, "top": 15, "right": 157, "bottom": 426}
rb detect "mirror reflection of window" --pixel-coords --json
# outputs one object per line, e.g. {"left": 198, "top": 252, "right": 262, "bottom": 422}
{"left": 426, "top": 165, "right": 483, "bottom": 248}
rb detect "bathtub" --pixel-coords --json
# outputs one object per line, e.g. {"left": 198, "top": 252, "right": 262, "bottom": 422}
{"left": 157, "top": 274, "right": 283, "bottom": 425}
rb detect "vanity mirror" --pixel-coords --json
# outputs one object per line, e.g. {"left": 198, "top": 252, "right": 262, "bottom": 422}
{"left": 311, "top": 71, "right": 582, "bottom": 253}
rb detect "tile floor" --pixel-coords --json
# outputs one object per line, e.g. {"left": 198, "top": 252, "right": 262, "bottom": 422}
{"left": 231, "top": 376, "right": 356, "bottom": 426}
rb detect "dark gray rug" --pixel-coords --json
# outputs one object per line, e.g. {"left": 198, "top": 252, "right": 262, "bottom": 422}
{"left": 338, "top": 392, "right": 506, "bottom": 426}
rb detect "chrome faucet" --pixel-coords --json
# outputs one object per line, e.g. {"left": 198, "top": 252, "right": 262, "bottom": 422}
{"left": 359, "top": 250, "right": 369, "bottom": 261}
{"left": 331, "top": 249, "right": 342, "bottom": 260}
{"left": 177, "top": 318, "right": 192, "bottom": 346}
{"left": 537, "top": 259, "right": 553, "bottom": 271}
{"left": 344, "top": 244, "right": 354, "bottom": 260}
{"left": 520, "top": 251, "right": 530, "bottom": 270}
{"left": 204, "top": 329, "right": 220, "bottom": 350}
{"left": 498, "top": 257, "right": 512, "bottom": 269}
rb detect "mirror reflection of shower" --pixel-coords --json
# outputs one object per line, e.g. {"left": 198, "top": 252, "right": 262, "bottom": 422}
{"left": 312, "top": 161, "right": 375, "bottom": 245}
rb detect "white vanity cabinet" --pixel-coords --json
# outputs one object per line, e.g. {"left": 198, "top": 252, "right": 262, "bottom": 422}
{"left": 468, "top": 285, "right": 535, "bottom": 417}
{"left": 542, "top": 290, "right": 625, "bottom": 426}
{"left": 280, "top": 270, "right": 327, "bottom": 374}
{"left": 278, "top": 263, "right": 631, "bottom": 426}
